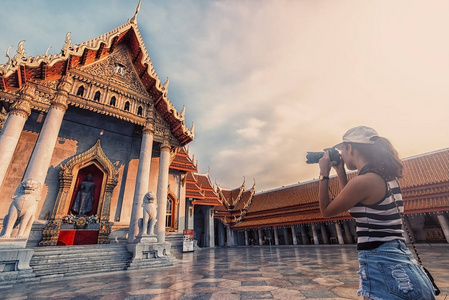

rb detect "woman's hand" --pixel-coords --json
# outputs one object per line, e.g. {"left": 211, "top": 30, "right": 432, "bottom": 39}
{"left": 318, "top": 151, "right": 332, "bottom": 176}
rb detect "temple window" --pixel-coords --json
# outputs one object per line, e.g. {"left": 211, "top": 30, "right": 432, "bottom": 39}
{"left": 76, "top": 86, "right": 85, "bottom": 97}
{"left": 110, "top": 96, "right": 116, "bottom": 106}
{"left": 137, "top": 106, "right": 143, "bottom": 116}
{"left": 166, "top": 197, "right": 173, "bottom": 227}
{"left": 124, "top": 101, "right": 130, "bottom": 111}
{"left": 93, "top": 91, "right": 101, "bottom": 101}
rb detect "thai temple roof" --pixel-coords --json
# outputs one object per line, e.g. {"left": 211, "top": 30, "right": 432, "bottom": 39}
{"left": 0, "top": 1, "right": 194, "bottom": 146}
{"left": 170, "top": 147, "right": 197, "bottom": 172}
{"left": 215, "top": 179, "right": 257, "bottom": 226}
{"left": 191, "top": 173, "right": 221, "bottom": 206}
{"left": 183, "top": 166, "right": 220, "bottom": 206}
{"left": 223, "top": 148, "right": 449, "bottom": 229}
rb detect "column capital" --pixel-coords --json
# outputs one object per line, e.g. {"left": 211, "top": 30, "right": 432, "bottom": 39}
{"left": 142, "top": 119, "right": 154, "bottom": 135}
{"left": 10, "top": 84, "right": 35, "bottom": 118}
{"left": 160, "top": 139, "right": 170, "bottom": 152}
{"left": 51, "top": 75, "right": 74, "bottom": 111}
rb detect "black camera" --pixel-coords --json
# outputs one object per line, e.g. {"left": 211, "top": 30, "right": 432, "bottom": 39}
{"left": 306, "top": 148, "right": 341, "bottom": 165}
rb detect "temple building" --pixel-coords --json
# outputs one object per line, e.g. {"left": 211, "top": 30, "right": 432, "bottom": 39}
{"left": 0, "top": 2, "right": 224, "bottom": 282}
{"left": 214, "top": 149, "right": 449, "bottom": 247}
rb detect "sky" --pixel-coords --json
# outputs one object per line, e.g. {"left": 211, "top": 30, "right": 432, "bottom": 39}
{"left": 1, "top": 0, "right": 448, "bottom": 192}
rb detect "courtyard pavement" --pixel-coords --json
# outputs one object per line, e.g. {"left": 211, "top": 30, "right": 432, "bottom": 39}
{"left": 1, "top": 244, "right": 448, "bottom": 300}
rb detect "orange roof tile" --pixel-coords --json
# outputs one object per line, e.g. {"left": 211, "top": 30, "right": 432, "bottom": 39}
{"left": 185, "top": 172, "right": 220, "bottom": 205}
{"left": 170, "top": 147, "right": 197, "bottom": 172}
{"left": 399, "top": 149, "right": 449, "bottom": 188}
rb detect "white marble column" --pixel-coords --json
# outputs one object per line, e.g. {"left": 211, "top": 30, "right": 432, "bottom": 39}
{"left": 283, "top": 227, "right": 290, "bottom": 245}
{"left": 127, "top": 122, "right": 154, "bottom": 243}
{"left": 320, "top": 224, "right": 329, "bottom": 244}
{"left": 23, "top": 77, "right": 73, "bottom": 184}
{"left": 0, "top": 85, "right": 33, "bottom": 188}
{"left": 19, "top": 76, "right": 73, "bottom": 239}
{"left": 244, "top": 230, "right": 249, "bottom": 246}
{"left": 312, "top": 224, "right": 319, "bottom": 245}
{"left": 300, "top": 226, "right": 308, "bottom": 245}
{"left": 258, "top": 229, "right": 263, "bottom": 245}
{"left": 343, "top": 221, "right": 353, "bottom": 244}
{"left": 177, "top": 174, "right": 187, "bottom": 233}
{"left": 205, "top": 206, "right": 215, "bottom": 247}
{"left": 291, "top": 226, "right": 298, "bottom": 245}
{"left": 186, "top": 201, "right": 194, "bottom": 230}
{"left": 226, "top": 225, "right": 234, "bottom": 247}
{"left": 437, "top": 213, "right": 449, "bottom": 243}
{"left": 156, "top": 141, "right": 171, "bottom": 242}
{"left": 273, "top": 226, "right": 279, "bottom": 245}
{"left": 335, "top": 223, "right": 345, "bottom": 244}
{"left": 218, "top": 222, "right": 225, "bottom": 246}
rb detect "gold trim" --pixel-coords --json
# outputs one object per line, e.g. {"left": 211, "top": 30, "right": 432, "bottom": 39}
{"left": 39, "top": 140, "right": 119, "bottom": 246}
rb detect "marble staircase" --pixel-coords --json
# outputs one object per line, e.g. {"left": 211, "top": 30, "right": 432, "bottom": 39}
{"left": 29, "top": 244, "right": 132, "bottom": 280}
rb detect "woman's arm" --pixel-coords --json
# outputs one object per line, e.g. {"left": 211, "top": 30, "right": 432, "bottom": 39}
{"left": 318, "top": 152, "right": 380, "bottom": 218}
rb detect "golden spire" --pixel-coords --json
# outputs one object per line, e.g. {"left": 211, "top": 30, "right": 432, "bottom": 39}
{"left": 130, "top": 0, "right": 142, "bottom": 24}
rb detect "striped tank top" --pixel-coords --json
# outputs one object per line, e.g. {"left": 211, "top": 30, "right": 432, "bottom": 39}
{"left": 349, "top": 166, "right": 405, "bottom": 250}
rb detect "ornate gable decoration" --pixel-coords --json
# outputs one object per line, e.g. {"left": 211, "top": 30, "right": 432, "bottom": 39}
{"left": 79, "top": 46, "right": 148, "bottom": 96}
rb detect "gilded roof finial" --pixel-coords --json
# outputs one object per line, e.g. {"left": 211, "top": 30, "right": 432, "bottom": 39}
{"left": 62, "top": 33, "right": 73, "bottom": 57}
{"left": 5, "top": 45, "right": 13, "bottom": 66}
{"left": 180, "top": 106, "right": 186, "bottom": 119}
{"left": 45, "top": 46, "right": 52, "bottom": 56}
{"left": 163, "top": 77, "right": 169, "bottom": 90}
{"left": 12, "top": 41, "right": 27, "bottom": 66}
{"left": 130, "top": 0, "right": 142, "bottom": 24}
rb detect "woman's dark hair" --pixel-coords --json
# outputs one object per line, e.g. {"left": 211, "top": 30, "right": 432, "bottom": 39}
{"left": 345, "top": 137, "right": 403, "bottom": 180}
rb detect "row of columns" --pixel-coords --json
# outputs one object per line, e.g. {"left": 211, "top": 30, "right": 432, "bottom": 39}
{"left": 0, "top": 78, "right": 173, "bottom": 245}
{"left": 218, "top": 212, "right": 449, "bottom": 247}
{"left": 236, "top": 222, "right": 353, "bottom": 247}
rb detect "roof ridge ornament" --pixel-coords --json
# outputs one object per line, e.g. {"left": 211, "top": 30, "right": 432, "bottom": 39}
{"left": 62, "top": 33, "right": 73, "bottom": 57}
{"left": 13, "top": 41, "right": 27, "bottom": 67}
{"left": 5, "top": 45, "right": 13, "bottom": 66}
{"left": 130, "top": 0, "right": 142, "bottom": 24}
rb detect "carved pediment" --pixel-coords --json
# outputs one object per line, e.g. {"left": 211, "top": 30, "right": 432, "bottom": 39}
{"left": 79, "top": 46, "right": 148, "bottom": 96}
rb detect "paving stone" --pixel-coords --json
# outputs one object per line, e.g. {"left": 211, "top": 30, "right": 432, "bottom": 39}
{"left": 241, "top": 280, "right": 267, "bottom": 286}
{"left": 241, "top": 291, "right": 273, "bottom": 299}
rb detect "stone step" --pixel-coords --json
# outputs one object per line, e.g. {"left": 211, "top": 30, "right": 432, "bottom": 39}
{"left": 127, "top": 258, "right": 174, "bottom": 270}
{"left": 31, "top": 259, "right": 130, "bottom": 271}
{"left": 33, "top": 263, "right": 129, "bottom": 277}
{"left": 30, "top": 253, "right": 130, "bottom": 263}
{"left": 0, "top": 269, "right": 38, "bottom": 287}
{"left": 31, "top": 244, "right": 126, "bottom": 254}
{"left": 29, "top": 244, "right": 132, "bottom": 278}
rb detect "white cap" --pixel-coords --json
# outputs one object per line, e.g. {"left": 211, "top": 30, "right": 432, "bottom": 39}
{"left": 334, "top": 126, "right": 379, "bottom": 149}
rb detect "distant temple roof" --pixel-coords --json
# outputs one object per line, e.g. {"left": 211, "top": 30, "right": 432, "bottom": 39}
{"left": 184, "top": 168, "right": 221, "bottom": 206}
{"left": 170, "top": 147, "right": 197, "bottom": 172}
{"left": 215, "top": 179, "right": 256, "bottom": 226}
{"left": 227, "top": 148, "right": 449, "bottom": 229}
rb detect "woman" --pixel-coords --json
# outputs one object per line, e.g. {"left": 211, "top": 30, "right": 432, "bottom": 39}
{"left": 318, "top": 126, "right": 436, "bottom": 300}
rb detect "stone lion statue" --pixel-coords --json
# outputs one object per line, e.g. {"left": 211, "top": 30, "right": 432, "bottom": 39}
{"left": 0, "top": 179, "right": 41, "bottom": 239}
{"left": 140, "top": 191, "right": 157, "bottom": 236}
